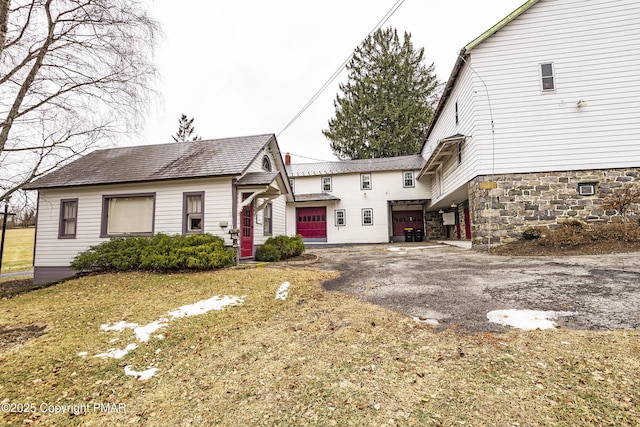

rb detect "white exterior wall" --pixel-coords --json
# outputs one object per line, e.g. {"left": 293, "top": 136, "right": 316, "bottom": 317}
{"left": 34, "top": 177, "right": 233, "bottom": 268}
{"left": 287, "top": 170, "right": 429, "bottom": 244}
{"left": 424, "top": 0, "right": 640, "bottom": 203}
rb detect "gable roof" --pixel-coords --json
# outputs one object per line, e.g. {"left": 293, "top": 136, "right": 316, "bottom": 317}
{"left": 287, "top": 154, "right": 425, "bottom": 177}
{"left": 420, "top": 0, "right": 540, "bottom": 149}
{"left": 24, "top": 134, "right": 277, "bottom": 189}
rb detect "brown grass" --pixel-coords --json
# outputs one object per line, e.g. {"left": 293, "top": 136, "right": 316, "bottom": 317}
{"left": 1, "top": 268, "right": 639, "bottom": 426}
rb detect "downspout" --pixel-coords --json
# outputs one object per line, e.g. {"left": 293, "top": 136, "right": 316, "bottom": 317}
{"left": 231, "top": 179, "right": 237, "bottom": 229}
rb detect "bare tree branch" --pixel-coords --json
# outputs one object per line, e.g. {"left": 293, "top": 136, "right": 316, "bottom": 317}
{"left": 0, "top": 0, "right": 160, "bottom": 202}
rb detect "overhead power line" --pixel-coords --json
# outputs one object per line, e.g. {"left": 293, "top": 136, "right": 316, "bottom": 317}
{"left": 277, "top": 0, "right": 406, "bottom": 137}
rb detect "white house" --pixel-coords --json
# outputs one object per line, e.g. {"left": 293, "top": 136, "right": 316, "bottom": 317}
{"left": 419, "top": 0, "right": 640, "bottom": 247}
{"left": 286, "top": 154, "right": 430, "bottom": 244}
{"left": 24, "top": 134, "right": 292, "bottom": 284}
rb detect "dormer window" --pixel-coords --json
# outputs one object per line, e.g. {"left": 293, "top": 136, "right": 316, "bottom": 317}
{"left": 262, "top": 156, "right": 272, "bottom": 171}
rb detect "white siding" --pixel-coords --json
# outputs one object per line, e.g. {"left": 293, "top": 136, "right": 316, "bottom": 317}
{"left": 424, "top": 0, "right": 640, "bottom": 204}
{"left": 245, "top": 146, "right": 276, "bottom": 173}
{"left": 34, "top": 178, "right": 233, "bottom": 267}
{"left": 287, "top": 170, "right": 429, "bottom": 244}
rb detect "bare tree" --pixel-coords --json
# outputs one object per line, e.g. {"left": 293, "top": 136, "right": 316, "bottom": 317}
{"left": 0, "top": 0, "right": 9, "bottom": 60}
{"left": 0, "top": 0, "right": 159, "bottom": 201}
{"left": 602, "top": 186, "right": 640, "bottom": 221}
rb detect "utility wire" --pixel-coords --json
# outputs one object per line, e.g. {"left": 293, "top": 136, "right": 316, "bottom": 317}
{"left": 277, "top": 0, "right": 406, "bottom": 137}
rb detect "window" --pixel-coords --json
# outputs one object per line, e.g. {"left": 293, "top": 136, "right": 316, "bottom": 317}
{"left": 262, "top": 155, "right": 272, "bottom": 171}
{"left": 183, "top": 192, "right": 204, "bottom": 234}
{"left": 59, "top": 199, "right": 78, "bottom": 238}
{"left": 458, "top": 141, "right": 463, "bottom": 165}
{"left": 101, "top": 193, "right": 155, "bottom": 237}
{"left": 289, "top": 178, "right": 295, "bottom": 193}
{"left": 335, "top": 209, "right": 346, "bottom": 227}
{"left": 578, "top": 182, "right": 596, "bottom": 196}
{"left": 455, "top": 101, "right": 459, "bottom": 126}
{"left": 362, "top": 208, "right": 373, "bottom": 226}
{"left": 360, "top": 173, "right": 372, "bottom": 190}
{"left": 322, "top": 176, "right": 332, "bottom": 192}
{"left": 263, "top": 202, "right": 273, "bottom": 235}
{"left": 540, "top": 62, "right": 555, "bottom": 91}
{"left": 403, "top": 171, "right": 415, "bottom": 188}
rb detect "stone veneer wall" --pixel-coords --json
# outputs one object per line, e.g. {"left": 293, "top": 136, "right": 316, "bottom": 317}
{"left": 469, "top": 168, "right": 640, "bottom": 249}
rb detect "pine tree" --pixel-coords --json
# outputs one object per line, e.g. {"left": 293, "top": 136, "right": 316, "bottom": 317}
{"left": 323, "top": 28, "right": 439, "bottom": 160}
{"left": 172, "top": 114, "right": 201, "bottom": 142}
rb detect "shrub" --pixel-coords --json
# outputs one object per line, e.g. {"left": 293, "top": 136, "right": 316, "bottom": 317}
{"left": 521, "top": 227, "right": 542, "bottom": 240}
{"left": 539, "top": 224, "right": 589, "bottom": 247}
{"left": 71, "top": 233, "right": 234, "bottom": 273}
{"left": 255, "top": 244, "right": 282, "bottom": 262}
{"left": 255, "top": 235, "right": 305, "bottom": 262}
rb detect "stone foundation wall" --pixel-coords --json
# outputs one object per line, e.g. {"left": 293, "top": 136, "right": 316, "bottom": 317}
{"left": 469, "top": 168, "right": 640, "bottom": 249}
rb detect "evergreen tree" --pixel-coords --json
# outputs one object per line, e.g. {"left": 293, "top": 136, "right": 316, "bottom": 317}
{"left": 172, "top": 114, "right": 201, "bottom": 142}
{"left": 323, "top": 28, "right": 439, "bottom": 160}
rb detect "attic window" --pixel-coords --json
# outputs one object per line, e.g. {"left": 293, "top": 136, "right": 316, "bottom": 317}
{"left": 262, "top": 156, "right": 272, "bottom": 171}
{"left": 540, "top": 63, "right": 555, "bottom": 91}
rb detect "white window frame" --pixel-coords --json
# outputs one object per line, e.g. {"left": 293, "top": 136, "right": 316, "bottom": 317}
{"left": 540, "top": 62, "right": 555, "bottom": 92}
{"left": 322, "top": 176, "right": 332, "bottom": 192}
{"left": 362, "top": 208, "right": 373, "bottom": 226}
{"left": 403, "top": 171, "right": 415, "bottom": 188}
{"left": 289, "top": 178, "right": 295, "bottom": 193}
{"left": 335, "top": 209, "right": 346, "bottom": 227}
{"left": 263, "top": 202, "right": 273, "bottom": 235}
{"left": 578, "top": 182, "right": 596, "bottom": 196}
{"left": 360, "top": 173, "right": 372, "bottom": 190}
{"left": 183, "top": 192, "right": 204, "bottom": 234}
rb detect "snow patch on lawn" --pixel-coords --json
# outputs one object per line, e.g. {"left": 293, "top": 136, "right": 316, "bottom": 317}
{"left": 168, "top": 295, "right": 245, "bottom": 319}
{"left": 86, "top": 293, "right": 246, "bottom": 380}
{"left": 487, "top": 309, "right": 576, "bottom": 330}
{"left": 412, "top": 317, "right": 439, "bottom": 326}
{"left": 94, "top": 343, "right": 138, "bottom": 359}
{"left": 275, "top": 282, "right": 290, "bottom": 300}
{"left": 386, "top": 246, "right": 434, "bottom": 252}
{"left": 124, "top": 366, "right": 159, "bottom": 381}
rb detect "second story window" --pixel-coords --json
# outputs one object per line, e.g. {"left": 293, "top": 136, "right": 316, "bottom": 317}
{"left": 540, "top": 62, "right": 555, "bottom": 91}
{"left": 322, "top": 176, "right": 332, "bottom": 192}
{"left": 360, "top": 173, "right": 371, "bottom": 190}
{"left": 403, "top": 171, "right": 415, "bottom": 188}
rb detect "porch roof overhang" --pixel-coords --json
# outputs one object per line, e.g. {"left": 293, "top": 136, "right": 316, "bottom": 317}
{"left": 294, "top": 193, "right": 341, "bottom": 202}
{"left": 418, "top": 134, "right": 467, "bottom": 179}
{"left": 236, "top": 171, "right": 293, "bottom": 202}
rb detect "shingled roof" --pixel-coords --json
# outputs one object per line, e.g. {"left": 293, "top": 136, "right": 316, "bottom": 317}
{"left": 24, "top": 134, "right": 276, "bottom": 189}
{"left": 286, "top": 154, "right": 425, "bottom": 177}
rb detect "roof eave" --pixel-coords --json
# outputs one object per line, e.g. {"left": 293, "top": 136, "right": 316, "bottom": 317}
{"left": 464, "top": 0, "right": 540, "bottom": 52}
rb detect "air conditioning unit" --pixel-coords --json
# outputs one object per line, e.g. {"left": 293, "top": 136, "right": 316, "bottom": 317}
{"left": 578, "top": 184, "right": 595, "bottom": 196}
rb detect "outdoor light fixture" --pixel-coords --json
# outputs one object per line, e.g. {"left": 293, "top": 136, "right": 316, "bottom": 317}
{"left": 450, "top": 202, "right": 457, "bottom": 208}
{"left": 438, "top": 209, "right": 444, "bottom": 214}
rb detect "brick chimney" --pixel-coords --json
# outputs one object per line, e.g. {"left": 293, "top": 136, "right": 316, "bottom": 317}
{"left": 285, "top": 152, "right": 291, "bottom": 165}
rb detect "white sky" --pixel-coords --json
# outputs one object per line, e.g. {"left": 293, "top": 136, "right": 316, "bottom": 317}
{"left": 138, "top": 1, "right": 525, "bottom": 162}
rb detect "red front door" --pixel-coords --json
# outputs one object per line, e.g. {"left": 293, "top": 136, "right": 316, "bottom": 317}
{"left": 296, "top": 207, "right": 327, "bottom": 239}
{"left": 241, "top": 195, "right": 253, "bottom": 258}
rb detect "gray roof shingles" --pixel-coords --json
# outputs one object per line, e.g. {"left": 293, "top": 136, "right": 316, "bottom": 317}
{"left": 24, "top": 134, "right": 275, "bottom": 189}
{"left": 286, "top": 154, "right": 425, "bottom": 177}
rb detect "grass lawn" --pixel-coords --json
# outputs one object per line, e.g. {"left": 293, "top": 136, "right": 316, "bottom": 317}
{"left": 0, "top": 227, "right": 34, "bottom": 274}
{"left": 0, "top": 267, "right": 638, "bottom": 426}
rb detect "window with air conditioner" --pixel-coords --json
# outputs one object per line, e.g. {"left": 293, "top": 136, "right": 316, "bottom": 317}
{"left": 578, "top": 183, "right": 596, "bottom": 196}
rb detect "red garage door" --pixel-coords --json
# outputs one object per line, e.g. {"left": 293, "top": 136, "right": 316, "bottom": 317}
{"left": 392, "top": 210, "right": 424, "bottom": 237}
{"left": 296, "top": 207, "right": 327, "bottom": 239}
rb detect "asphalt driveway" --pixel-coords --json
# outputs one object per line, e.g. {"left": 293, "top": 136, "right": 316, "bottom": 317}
{"left": 310, "top": 243, "right": 640, "bottom": 332}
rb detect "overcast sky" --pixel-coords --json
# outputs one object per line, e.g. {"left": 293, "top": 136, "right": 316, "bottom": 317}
{"left": 139, "top": 0, "right": 525, "bottom": 163}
